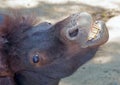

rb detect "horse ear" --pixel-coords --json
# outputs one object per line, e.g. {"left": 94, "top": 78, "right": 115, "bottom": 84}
{"left": 0, "top": 14, "right": 9, "bottom": 44}
{"left": 0, "top": 14, "right": 9, "bottom": 27}
{"left": 0, "top": 14, "right": 12, "bottom": 79}
{"left": 0, "top": 14, "right": 9, "bottom": 32}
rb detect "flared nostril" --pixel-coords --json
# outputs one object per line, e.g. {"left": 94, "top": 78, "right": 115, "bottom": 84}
{"left": 68, "top": 28, "right": 79, "bottom": 38}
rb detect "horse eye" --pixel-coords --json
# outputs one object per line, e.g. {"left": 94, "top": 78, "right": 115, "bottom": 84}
{"left": 33, "top": 55, "right": 39, "bottom": 63}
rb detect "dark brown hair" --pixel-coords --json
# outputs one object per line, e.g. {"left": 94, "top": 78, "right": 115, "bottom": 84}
{"left": 0, "top": 13, "right": 39, "bottom": 55}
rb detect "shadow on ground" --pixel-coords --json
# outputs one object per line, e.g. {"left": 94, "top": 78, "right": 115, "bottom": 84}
{"left": 60, "top": 41, "right": 120, "bottom": 85}
{"left": 0, "top": 1, "right": 119, "bottom": 23}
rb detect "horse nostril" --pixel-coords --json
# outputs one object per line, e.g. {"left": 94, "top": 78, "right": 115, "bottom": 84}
{"left": 48, "top": 22, "right": 51, "bottom": 25}
{"left": 68, "top": 28, "right": 79, "bottom": 38}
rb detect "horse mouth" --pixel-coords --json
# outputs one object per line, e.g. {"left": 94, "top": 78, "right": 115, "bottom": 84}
{"left": 88, "top": 21, "right": 101, "bottom": 41}
{"left": 85, "top": 20, "right": 109, "bottom": 48}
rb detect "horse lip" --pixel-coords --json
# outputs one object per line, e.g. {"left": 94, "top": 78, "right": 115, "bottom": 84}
{"left": 84, "top": 20, "right": 109, "bottom": 48}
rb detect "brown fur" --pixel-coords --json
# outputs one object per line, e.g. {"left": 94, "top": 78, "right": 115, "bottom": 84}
{"left": 0, "top": 13, "right": 40, "bottom": 85}
{"left": 0, "top": 13, "right": 40, "bottom": 54}
{"left": 0, "top": 12, "right": 108, "bottom": 85}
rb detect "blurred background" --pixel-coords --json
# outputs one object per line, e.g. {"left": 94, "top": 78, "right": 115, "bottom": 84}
{"left": 0, "top": 0, "right": 120, "bottom": 85}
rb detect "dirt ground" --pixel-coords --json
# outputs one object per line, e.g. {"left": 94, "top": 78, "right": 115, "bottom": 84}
{"left": 0, "top": 0, "right": 120, "bottom": 85}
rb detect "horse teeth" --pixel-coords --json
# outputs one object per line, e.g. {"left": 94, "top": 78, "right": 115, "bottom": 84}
{"left": 88, "top": 23, "right": 100, "bottom": 40}
{"left": 92, "top": 29, "right": 98, "bottom": 34}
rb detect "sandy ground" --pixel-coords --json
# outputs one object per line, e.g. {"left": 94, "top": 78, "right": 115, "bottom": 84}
{"left": 0, "top": 0, "right": 120, "bottom": 85}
